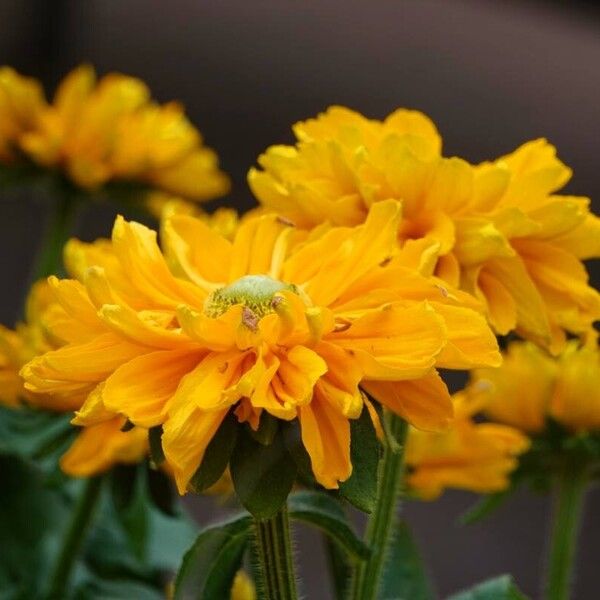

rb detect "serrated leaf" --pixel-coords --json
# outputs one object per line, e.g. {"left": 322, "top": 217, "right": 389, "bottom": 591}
{"left": 189, "top": 412, "right": 237, "bottom": 493}
{"left": 380, "top": 520, "right": 435, "bottom": 600}
{"left": 339, "top": 406, "right": 381, "bottom": 513}
{"left": 288, "top": 491, "right": 369, "bottom": 561}
{"left": 174, "top": 514, "right": 251, "bottom": 600}
{"left": 148, "top": 426, "right": 164, "bottom": 467}
{"left": 230, "top": 428, "right": 297, "bottom": 519}
{"left": 447, "top": 575, "right": 529, "bottom": 600}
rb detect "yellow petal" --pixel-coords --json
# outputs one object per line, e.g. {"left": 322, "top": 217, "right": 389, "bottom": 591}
{"left": 363, "top": 370, "right": 452, "bottom": 431}
{"left": 299, "top": 392, "right": 351, "bottom": 489}
{"left": 101, "top": 349, "right": 203, "bottom": 427}
{"left": 330, "top": 303, "right": 445, "bottom": 380}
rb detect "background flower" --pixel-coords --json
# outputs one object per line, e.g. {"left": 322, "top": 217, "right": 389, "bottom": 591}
{"left": 249, "top": 106, "right": 600, "bottom": 352}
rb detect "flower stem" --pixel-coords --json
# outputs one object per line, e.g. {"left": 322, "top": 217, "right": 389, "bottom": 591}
{"left": 544, "top": 461, "right": 588, "bottom": 600}
{"left": 351, "top": 411, "right": 408, "bottom": 600}
{"left": 46, "top": 476, "right": 103, "bottom": 600}
{"left": 32, "top": 190, "right": 78, "bottom": 281}
{"left": 253, "top": 506, "right": 298, "bottom": 600}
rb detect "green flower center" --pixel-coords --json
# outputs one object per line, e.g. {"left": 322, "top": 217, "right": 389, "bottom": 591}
{"left": 204, "top": 275, "right": 300, "bottom": 319}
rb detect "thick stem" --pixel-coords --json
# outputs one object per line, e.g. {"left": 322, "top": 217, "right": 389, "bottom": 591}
{"left": 253, "top": 506, "right": 298, "bottom": 600}
{"left": 32, "top": 191, "right": 78, "bottom": 281}
{"left": 544, "top": 462, "right": 588, "bottom": 600}
{"left": 351, "top": 411, "right": 408, "bottom": 600}
{"left": 46, "top": 476, "right": 103, "bottom": 600}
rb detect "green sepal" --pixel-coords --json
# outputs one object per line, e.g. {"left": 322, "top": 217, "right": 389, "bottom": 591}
{"left": 148, "top": 426, "right": 164, "bottom": 467}
{"left": 174, "top": 514, "right": 251, "bottom": 600}
{"left": 249, "top": 411, "right": 279, "bottom": 446}
{"left": 447, "top": 575, "right": 529, "bottom": 600}
{"left": 188, "top": 412, "right": 237, "bottom": 494}
{"left": 338, "top": 405, "right": 381, "bottom": 513}
{"left": 380, "top": 520, "right": 435, "bottom": 600}
{"left": 282, "top": 419, "right": 316, "bottom": 487}
{"left": 288, "top": 490, "right": 369, "bottom": 561}
{"left": 459, "top": 490, "right": 513, "bottom": 526}
{"left": 147, "top": 464, "right": 177, "bottom": 517}
{"left": 120, "top": 419, "right": 135, "bottom": 432}
{"left": 230, "top": 427, "right": 297, "bottom": 519}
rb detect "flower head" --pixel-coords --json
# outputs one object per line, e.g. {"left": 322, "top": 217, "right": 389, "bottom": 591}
{"left": 405, "top": 393, "right": 529, "bottom": 499}
{"left": 1, "top": 65, "right": 229, "bottom": 202}
{"left": 249, "top": 106, "right": 600, "bottom": 352}
{"left": 472, "top": 338, "right": 600, "bottom": 434}
{"left": 0, "top": 67, "right": 46, "bottom": 162}
{"left": 22, "top": 200, "right": 500, "bottom": 493}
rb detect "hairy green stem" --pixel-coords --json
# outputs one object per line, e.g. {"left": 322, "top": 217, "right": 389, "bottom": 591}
{"left": 351, "top": 411, "right": 408, "bottom": 600}
{"left": 544, "top": 461, "right": 588, "bottom": 600}
{"left": 46, "top": 476, "right": 103, "bottom": 600}
{"left": 32, "top": 191, "right": 78, "bottom": 281}
{"left": 253, "top": 506, "right": 298, "bottom": 600}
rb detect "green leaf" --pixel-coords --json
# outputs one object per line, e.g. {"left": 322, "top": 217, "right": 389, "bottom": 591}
{"left": 447, "top": 575, "right": 529, "bottom": 600}
{"left": 71, "top": 578, "right": 164, "bottom": 600}
{"left": 174, "top": 514, "right": 251, "bottom": 600}
{"left": 288, "top": 491, "right": 369, "bottom": 561}
{"left": 380, "top": 520, "right": 435, "bottom": 600}
{"left": 339, "top": 406, "right": 381, "bottom": 513}
{"left": 459, "top": 490, "right": 512, "bottom": 526}
{"left": 230, "top": 428, "right": 297, "bottom": 519}
{"left": 189, "top": 412, "right": 237, "bottom": 494}
{"left": 148, "top": 426, "right": 164, "bottom": 467}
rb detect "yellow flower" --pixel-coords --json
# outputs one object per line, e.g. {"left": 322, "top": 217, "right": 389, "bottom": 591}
{"left": 0, "top": 280, "right": 56, "bottom": 408}
{"left": 22, "top": 200, "right": 500, "bottom": 493}
{"left": 13, "top": 65, "right": 229, "bottom": 200}
{"left": 405, "top": 393, "right": 529, "bottom": 500}
{"left": 249, "top": 106, "right": 600, "bottom": 352}
{"left": 0, "top": 273, "right": 147, "bottom": 478}
{"left": 472, "top": 338, "right": 600, "bottom": 434}
{"left": 0, "top": 66, "right": 46, "bottom": 162}
{"left": 231, "top": 571, "right": 256, "bottom": 600}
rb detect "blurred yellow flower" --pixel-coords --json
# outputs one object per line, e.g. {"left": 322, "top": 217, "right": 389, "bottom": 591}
{"left": 1, "top": 65, "right": 229, "bottom": 202}
{"left": 472, "top": 338, "right": 600, "bottom": 434}
{"left": 405, "top": 393, "right": 529, "bottom": 500}
{"left": 22, "top": 200, "right": 500, "bottom": 493}
{"left": 0, "top": 67, "right": 46, "bottom": 162}
{"left": 0, "top": 274, "right": 147, "bottom": 478}
{"left": 249, "top": 106, "right": 600, "bottom": 352}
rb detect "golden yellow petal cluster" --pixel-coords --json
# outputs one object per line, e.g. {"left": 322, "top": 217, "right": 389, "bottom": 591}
{"left": 0, "top": 65, "right": 229, "bottom": 201}
{"left": 405, "top": 393, "right": 529, "bottom": 499}
{"left": 471, "top": 337, "right": 600, "bottom": 434}
{"left": 0, "top": 273, "right": 147, "bottom": 477}
{"left": 22, "top": 200, "right": 500, "bottom": 493}
{"left": 249, "top": 106, "right": 600, "bottom": 352}
{"left": 0, "top": 67, "right": 46, "bottom": 162}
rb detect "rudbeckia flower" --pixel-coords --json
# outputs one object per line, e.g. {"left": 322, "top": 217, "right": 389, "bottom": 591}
{"left": 248, "top": 106, "right": 600, "bottom": 352}
{"left": 472, "top": 337, "right": 600, "bottom": 434}
{"left": 405, "top": 392, "right": 529, "bottom": 500}
{"left": 22, "top": 200, "right": 500, "bottom": 493}
{"left": 0, "top": 66, "right": 46, "bottom": 162}
{"left": 0, "top": 279, "right": 147, "bottom": 477}
{"left": 1, "top": 64, "right": 229, "bottom": 202}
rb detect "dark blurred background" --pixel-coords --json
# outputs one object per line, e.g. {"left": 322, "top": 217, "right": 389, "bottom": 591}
{"left": 1, "top": 1, "right": 598, "bottom": 597}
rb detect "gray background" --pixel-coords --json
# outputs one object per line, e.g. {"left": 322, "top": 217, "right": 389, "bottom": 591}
{"left": 1, "top": 1, "right": 598, "bottom": 598}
